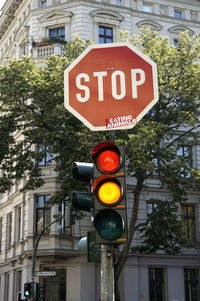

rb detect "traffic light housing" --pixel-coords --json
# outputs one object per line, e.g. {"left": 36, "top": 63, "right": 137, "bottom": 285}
{"left": 24, "top": 282, "right": 32, "bottom": 297}
{"left": 71, "top": 142, "right": 128, "bottom": 245}
{"left": 71, "top": 162, "right": 94, "bottom": 212}
{"left": 92, "top": 142, "right": 128, "bottom": 244}
{"left": 36, "top": 283, "right": 45, "bottom": 301}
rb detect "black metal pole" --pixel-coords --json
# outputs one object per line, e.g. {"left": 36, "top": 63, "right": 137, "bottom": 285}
{"left": 31, "top": 215, "right": 63, "bottom": 301}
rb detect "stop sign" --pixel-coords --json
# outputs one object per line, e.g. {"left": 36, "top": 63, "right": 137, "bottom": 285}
{"left": 64, "top": 43, "right": 158, "bottom": 131}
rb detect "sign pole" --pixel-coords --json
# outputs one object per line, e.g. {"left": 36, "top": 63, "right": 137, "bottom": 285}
{"left": 101, "top": 245, "right": 115, "bottom": 301}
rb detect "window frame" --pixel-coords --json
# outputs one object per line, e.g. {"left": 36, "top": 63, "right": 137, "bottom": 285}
{"left": 98, "top": 25, "right": 113, "bottom": 44}
{"left": 4, "top": 273, "right": 10, "bottom": 301}
{"left": 174, "top": 10, "right": 183, "bottom": 19}
{"left": 149, "top": 267, "right": 166, "bottom": 301}
{"left": 177, "top": 145, "right": 192, "bottom": 178}
{"left": 0, "top": 218, "right": 2, "bottom": 252}
{"left": 174, "top": 38, "right": 179, "bottom": 47}
{"left": 40, "top": 0, "right": 47, "bottom": 7}
{"left": 7, "top": 213, "right": 12, "bottom": 249}
{"left": 184, "top": 268, "right": 199, "bottom": 301}
{"left": 116, "top": 0, "right": 121, "bottom": 5}
{"left": 58, "top": 201, "right": 72, "bottom": 236}
{"left": 37, "top": 145, "right": 53, "bottom": 167}
{"left": 49, "top": 27, "right": 65, "bottom": 41}
{"left": 143, "top": 3, "right": 152, "bottom": 13}
{"left": 15, "top": 206, "right": 22, "bottom": 244}
{"left": 181, "top": 204, "right": 196, "bottom": 241}
{"left": 43, "top": 267, "right": 66, "bottom": 301}
{"left": 36, "top": 195, "right": 51, "bottom": 235}
{"left": 15, "top": 270, "right": 22, "bottom": 301}
{"left": 147, "top": 201, "right": 159, "bottom": 216}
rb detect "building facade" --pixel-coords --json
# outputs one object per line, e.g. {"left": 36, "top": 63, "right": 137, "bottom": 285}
{"left": 0, "top": 0, "right": 200, "bottom": 300}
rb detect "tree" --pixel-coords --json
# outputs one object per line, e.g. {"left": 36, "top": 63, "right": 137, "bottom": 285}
{"left": 0, "top": 30, "right": 200, "bottom": 300}
{"left": 114, "top": 30, "right": 200, "bottom": 291}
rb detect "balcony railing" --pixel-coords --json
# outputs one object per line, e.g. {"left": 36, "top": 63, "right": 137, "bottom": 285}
{"left": 32, "top": 41, "right": 66, "bottom": 59}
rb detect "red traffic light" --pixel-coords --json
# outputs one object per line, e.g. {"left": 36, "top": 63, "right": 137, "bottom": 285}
{"left": 92, "top": 142, "right": 121, "bottom": 173}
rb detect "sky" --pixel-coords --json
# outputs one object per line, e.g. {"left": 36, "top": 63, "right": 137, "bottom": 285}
{"left": 0, "top": 0, "right": 6, "bottom": 11}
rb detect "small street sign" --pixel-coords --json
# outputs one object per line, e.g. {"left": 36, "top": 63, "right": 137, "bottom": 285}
{"left": 64, "top": 43, "right": 158, "bottom": 131}
{"left": 35, "top": 271, "right": 56, "bottom": 277}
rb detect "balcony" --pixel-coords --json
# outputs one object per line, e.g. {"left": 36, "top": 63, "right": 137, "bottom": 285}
{"left": 32, "top": 40, "right": 66, "bottom": 59}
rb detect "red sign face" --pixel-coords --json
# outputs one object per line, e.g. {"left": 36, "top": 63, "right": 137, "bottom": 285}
{"left": 64, "top": 43, "right": 158, "bottom": 131}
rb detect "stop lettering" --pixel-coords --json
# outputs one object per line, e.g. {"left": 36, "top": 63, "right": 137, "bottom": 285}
{"left": 64, "top": 43, "right": 158, "bottom": 131}
{"left": 76, "top": 69, "right": 145, "bottom": 102}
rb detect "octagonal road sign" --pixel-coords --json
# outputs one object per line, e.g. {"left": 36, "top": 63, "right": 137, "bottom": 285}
{"left": 64, "top": 42, "right": 158, "bottom": 131}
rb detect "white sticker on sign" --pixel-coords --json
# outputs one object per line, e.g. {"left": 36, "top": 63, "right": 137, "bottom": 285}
{"left": 106, "top": 114, "right": 137, "bottom": 129}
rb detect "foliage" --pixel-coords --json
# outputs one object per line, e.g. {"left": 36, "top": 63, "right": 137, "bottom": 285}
{"left": 114, "top": 29, "right": 200, "bottom": 280}
{"left": 0, "top": 36, "right": 106, "bottom": 198}
{"left": 132, "top": 200, "right": 196, "bottom": 255}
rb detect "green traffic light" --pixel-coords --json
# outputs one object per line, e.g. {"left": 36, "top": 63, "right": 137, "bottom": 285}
{"left": 25, "top": 291, "right": 30, "bottom": 296}
{"left": 94, "top": 209, "right": 124, "bottom": 240}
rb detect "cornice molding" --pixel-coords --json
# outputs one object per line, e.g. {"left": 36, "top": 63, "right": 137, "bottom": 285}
{"left": 136, "top": 19, "right": 163, "bottom": 31}
{"left": 168, "top": 24, "right": 194, "bottom": 35}
{"left": 90, "top": 8, "right": 124, "bottom": 21}
{"left": 38, "top": 9, "right": 73, "bottom": 22}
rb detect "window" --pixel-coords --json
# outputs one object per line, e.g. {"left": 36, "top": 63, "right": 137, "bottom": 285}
{"left": 116, "top": 0, "right": 121, "bottom": 5}
{"left": 178, "top": 145, "right": 190, "bottom": 157}
{"left": 174, "top": 39, "right": 179, "bottom": 46}
{"left": 36, "top": 195, "right": 51, "bottom": 235}
{"left": 15, "top": 270, "right": 22, "bottom": 301}
{"left": 44, "top": 268, "right": 66, "bottom": 301}
{"left": 4, "top": 273, "right": 10, "bottom": 301}
{"left": 143, "top": 3, "right": 152, "bottom": 13}
{"left": 0, "top": 218, "right": 2, "bottom": 252}
{"left": 147, "top": 202, "right": 158, "bottom": 215}
{"left": 174, "top": 10, "right": 182, "bottom": 18}
{"left": 49, "top": 27, "right": 65, "bottom": 41}
{"left": 58, "top": 201, "right": 72, "bottom": 235}
{"left": 15, "top": 206, "right": 21, "bottom": 243}
{"left": 149, "top": 267, "right": 165, "bottom": 301}
{"left": 181, "top": 205, "right": 196, "bottom": 240}
{"left": 37, "top": 145, "right": 53, "bottom": 166}
{"left": 184, "top": 268, "right": 199, "bottom": 301}
{"left": 7, "top": 214, "right": 12, "bottom": 249}
{"left": 99, "top": 26, "right": 113, "bottom": 44}
{"left": 178, "top": 145, "right": 191, "bottom": 178}
{"left": 40, "top": 0, "right": 47, "bottom": 7}
{"left": 20, "top": 41, "right": 26, "bottom": 57}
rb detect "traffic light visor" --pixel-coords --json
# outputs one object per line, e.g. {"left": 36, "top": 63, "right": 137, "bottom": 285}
{"left": 92, "top": 142, "right": 121, "bottom": 173}
{"left": 94, "top": 209, "right": 124, "bottom": 240}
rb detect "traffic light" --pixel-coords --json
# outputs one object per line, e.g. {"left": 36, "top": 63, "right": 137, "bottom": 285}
{"left": 36, "top": 283, "right": 45, "bottom": 301}
{"left": 92, "top": 142, "right": 128, "bottom": 244}
{"left": 24, "top": 282, "right": 31, "bottom": 297}
{"left": 77, "top": 231, "right": 101, "bottom": 263}
{"left": 71, "top": 162, "right": 94, "bottom": 212}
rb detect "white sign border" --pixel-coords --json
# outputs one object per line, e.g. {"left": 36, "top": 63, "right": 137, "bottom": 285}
{"left": 64, "top": 42, "right": 158, "bottom": 131}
